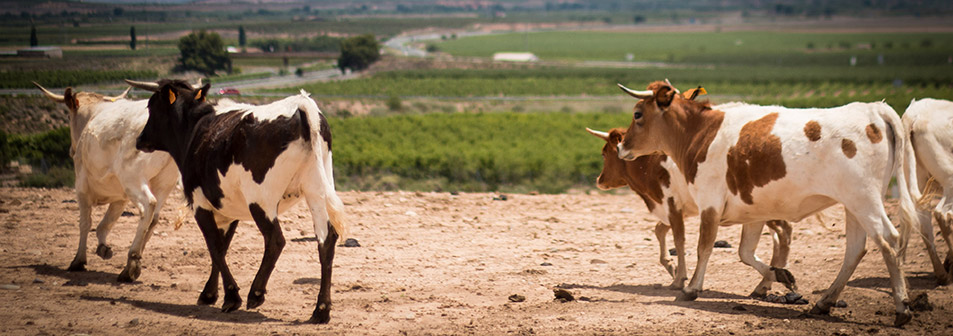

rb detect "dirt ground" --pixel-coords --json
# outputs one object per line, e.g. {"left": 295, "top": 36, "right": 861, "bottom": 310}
{"left": 0, "top": 187, "right": 951, "bottom": 335}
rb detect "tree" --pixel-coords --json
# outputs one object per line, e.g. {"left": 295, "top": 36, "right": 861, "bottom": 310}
{"left": 130, "top": 26, "right": 136, "bottom": 50}
{"left": 238, "top": 25, "right": 246, "bottom": 48}
{"left": 178, "top": 30, "right": 230, "bottom": 76}
{"left": 337, "top": 34, "right": 380, "bottom": 72}
{"left": 30, "top": 25, "right": 37, "bottom": 47}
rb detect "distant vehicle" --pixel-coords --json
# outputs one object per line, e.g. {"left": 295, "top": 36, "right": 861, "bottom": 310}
{"left": 218, "top": 88, "right": 240, "bottom": 95}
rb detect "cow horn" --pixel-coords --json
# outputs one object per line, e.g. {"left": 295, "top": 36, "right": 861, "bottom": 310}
{"left": 586, "top": 128, "right": 610, "bottom": 141}
{"left": 124, "top": 79, "right": 160, "bottom": 92}
{"left": 32, "top": 81, "right": 65, "bottom": 103}
{"left": 103, "top": 86, "right": 132, "bottom": 102}
{"left": 617, "top": 83, "right": 653, "bottom": 99}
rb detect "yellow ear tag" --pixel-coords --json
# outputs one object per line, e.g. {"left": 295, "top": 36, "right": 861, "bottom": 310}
{"left": 168, "top": 90, "right": 177, "bottom": 104}
{"left": 195, "top": 89, "right": 203, "bottom": 101}
{"left": 682, "top": 87, "right": 708, "bottom": 99}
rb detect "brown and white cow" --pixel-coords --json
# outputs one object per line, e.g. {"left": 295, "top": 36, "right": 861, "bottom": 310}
{"left": 903, "top": 98, "right": 953, "bottom": 284}
{"left": 615, "top": 81, "right": 919, "bottom": 326}
{"left": 126, "top": 79, "right": 346, "bottom": 323}
{"left": 587, "top": 127, "right": 795, "bottom": 296}
{"left": 34, "top": 82, "right": 179, "bottom": 283}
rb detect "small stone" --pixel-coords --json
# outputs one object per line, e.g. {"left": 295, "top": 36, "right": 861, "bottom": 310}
{"left": 620, "top": 208, "right": 635, "bottom": 213}
{"left": 540, "top": 262, "right": 553, "bottom": 266}
{"left": 33, "top": 278, "right": 44, "bottom": 284}
{"left": 63, "top": 279, "right": 88, "bottom": 287}
{"left": 733, "top": 304, "right": 747, "bottom": 311}
{"left": 783, "top": 292, "right": 803, "bottom": 303}
{"left": 590, "top": 259, "right": 607, "bottom": 264}
{"left": 0, "top": 284, "right": 20, "bottom": 290}
{"left": 578, "top": 296, "right": 592, "bottom": 302}
{"left": 835, "top": 300, "right": 848, "bottom": 308}
{"left": 713, "top": 240, "right": 731, "bottom": 248}
{"left": 493, "top": 195, "right": 508, "bottom": 201}
{"left": 669, "top": 248, "right": 677, "bottom": 256}
{"left": 128, "top": 318, "right": 139, "bottom": 327}
{"left": 61, "top": 199, "right": 77, "bottom": 203}
{"left": 343, "top": 238, "right": 360, "bottom": 247}
{"left": 553, "top": 289, "right": 574, "bottom": 302}
{"left": 508, "top": 294, "right": 525, "bottom": 302}
{"left": 404, "top": 210, "right": 418, "bottom": 217}
{"left": 121, "top": 211, "right": 135, "bottom": 217}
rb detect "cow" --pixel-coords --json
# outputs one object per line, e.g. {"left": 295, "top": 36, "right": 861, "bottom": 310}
{"left": 33, "top": 82, "right": 179, "bottom": 283}
{"left": 125, "top": 79, "right": 346, "bottom": 324}
{"left": 614, "top": 80, "right": 919, "bottom": 326}
{"left": 903, "top": 98, "right": 953, "bottom": 284}
{"left": 586, "top": 127, "right": 795, "bottom": 297}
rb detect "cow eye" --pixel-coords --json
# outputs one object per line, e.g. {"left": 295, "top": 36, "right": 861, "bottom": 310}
{"left": 634, "top": 111, "right": 643, "bottom": 119}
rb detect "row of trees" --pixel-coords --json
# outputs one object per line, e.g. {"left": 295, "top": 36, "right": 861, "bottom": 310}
{"left": 26, "top": 24, "right": 379, "bottom": 77}
{"left": 177, "top": 30, "right": 379, "bottom": 75}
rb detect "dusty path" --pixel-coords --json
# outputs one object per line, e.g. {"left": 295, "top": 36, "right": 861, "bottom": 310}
{"left": 0, "top": 187, "right": 950, "bottom": 335}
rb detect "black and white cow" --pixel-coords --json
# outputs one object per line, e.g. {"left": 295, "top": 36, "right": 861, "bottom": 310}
{"left": 126, "top": 79, "right": 347, "bottom": 323}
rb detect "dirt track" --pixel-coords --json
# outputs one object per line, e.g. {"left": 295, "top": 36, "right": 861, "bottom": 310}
{"left": 0, "top": 187, "right": 951, "bottom": 335}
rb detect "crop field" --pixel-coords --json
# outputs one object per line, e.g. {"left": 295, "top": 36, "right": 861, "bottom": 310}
{"left": 435, "top": 31, "right": 953, "bottom": 63}
{"left": 330, "top": 111, "right": 631, "bottom": 193}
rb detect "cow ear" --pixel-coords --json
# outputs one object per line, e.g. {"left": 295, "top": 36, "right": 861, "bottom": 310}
{"left": 655, "top": 85, "right": 675, "bottom": 108}
{"left": 195, "top": 83, "right": 211, "bottom": 102}
{"left": 64, "top": 87, "right": 79, "bottom": 112}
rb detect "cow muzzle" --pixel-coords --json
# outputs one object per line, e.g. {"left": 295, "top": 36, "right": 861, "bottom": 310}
{"left": 616, "top": 143, "right": 636, "bottom": 161}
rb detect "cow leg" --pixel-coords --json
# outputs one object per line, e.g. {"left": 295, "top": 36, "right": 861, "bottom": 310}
{"left": 68, "top": 195, "right": 94, "bottom": 272}
{"left": 766, "top": 220, "right": 796, "bottom": 292}
{"left": 194, "top": 208, "right": 241, "bottom": 312}
{"left": 654, "top": 222, "right": 676, "bottom": 279}
{"left": 198, "top": 220, "right": 238, "bottom": 305}
{"left": 935, "top": 189, "right": 953, "bottom": 282}
{"left": 94, "top": 201, "right": 126, "bottom": 260}
{"left": 920, "top": 208, "right": 949, "bottom": 285}
{"left": 310, "top": 224, "right": 338, "bottom": 324}
{"left": 118, "top": 187, "right": 159, "bottom": 282}
{"left": 677, "top": 208, "right": 719, "bottom": 301}
{"left": 665, "top": 200, "right": 688, "bottom": 290}
{"left": 872, "top": 210, "right": 912, "bottom": 327}
{"left": 302, "top": 184, "right": 338, "bottom": 324}
{"left": 246, "top": 203, "right": 286, "bottom": 310}
{"left": 740, "top": 221, "right": 774, "bottom": 297}
{"left": 811, "top": 210, "right": 867, "bottom": 316}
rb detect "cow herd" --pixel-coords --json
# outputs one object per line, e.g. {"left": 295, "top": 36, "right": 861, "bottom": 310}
{"left": 30, "top": 78, "right": 952, "bottom": 327}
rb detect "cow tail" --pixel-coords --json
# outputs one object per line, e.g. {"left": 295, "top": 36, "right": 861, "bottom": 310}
{"left": 881, "top": 103, "right": 919, "bottom": 261}
{"left": 301, "top": 93, "right": 347, "bottom": 241}
{"left": 323, "top": 148, "right": 347, "bottom": 240}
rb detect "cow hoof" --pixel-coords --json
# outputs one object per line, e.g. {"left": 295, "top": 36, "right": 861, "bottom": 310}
{"left": 774, "top": 268, "right": 797, "bottom": 291}
{"left": 936, "top": 274, "right": 952, "bottom": 286}
{"left": 309, "top": 303, "right": 331, "bottom": 324}
{"left": 247, "top": 291, "right": 266, "bottom": 309}
{"left": 221, "top": 293, "right": 242, "bottom": 313}
{"left": 895, "top": 310, "right": 913, "bottom": 327}
{"left": 67, "top": 260, "right": 86, "bottom": 272}
{"left": 668, "top": 281, "right": 686, "bottom": 290}
{"left": 675, "top": 291, "right": 698, "bottom": 301}
{"left": 749, "top": 290, "right": 768, "bottom": 299}
{"left": 96, "top": 244, "right": 113, "bottom": 260}
{"left": 197, "top": 291, "right": 217, "bottom": 305}
{"left": 117, "top": 268, "right": 138, "bottom": 283}
{"left": 809, "top": 303, "right": 831, "bottom": 315}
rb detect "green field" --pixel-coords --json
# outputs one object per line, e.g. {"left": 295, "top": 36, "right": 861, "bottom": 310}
{"left": 436, "top": 31, "right": 953, "bottom": 64}
{"left": 330, "top": 111, "right": 631, "bottom": 193}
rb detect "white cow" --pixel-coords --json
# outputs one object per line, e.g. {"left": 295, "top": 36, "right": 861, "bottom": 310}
{"left": 615, "top": 80, "right": 919, "bottom": 326}
{"left": 34, "top": 82, "right": 179, "bottom": 282}
{"left": 903, "top": 98, "right": 953, "bottom": 284}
